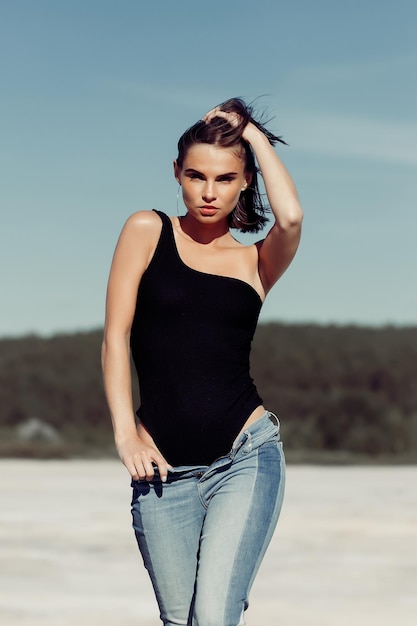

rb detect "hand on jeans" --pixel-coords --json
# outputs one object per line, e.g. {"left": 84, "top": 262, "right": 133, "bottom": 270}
{"left": 116, "top": 434, "right": 172, "bottom": 482}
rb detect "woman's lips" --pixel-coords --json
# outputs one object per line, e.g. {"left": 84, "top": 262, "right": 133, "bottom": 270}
{"left": 200, "top": 206, "right": 218, "bottom": 216}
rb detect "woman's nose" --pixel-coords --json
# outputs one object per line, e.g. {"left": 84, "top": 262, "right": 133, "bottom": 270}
{"left": 202, "top": 182, "right": 216, "bottom": 202}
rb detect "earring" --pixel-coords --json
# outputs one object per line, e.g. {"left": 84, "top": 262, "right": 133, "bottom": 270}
{"left": 176, "top": 185, "right": 181, "bottom": 216}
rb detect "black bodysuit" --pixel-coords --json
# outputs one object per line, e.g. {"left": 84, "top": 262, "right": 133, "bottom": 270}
{"left": 130, "top": 211, "right": 263, "bottom": 466}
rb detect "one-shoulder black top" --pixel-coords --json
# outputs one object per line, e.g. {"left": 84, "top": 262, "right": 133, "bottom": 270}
{"left": 130, "top": 210, "right": 263, "bottom": 466}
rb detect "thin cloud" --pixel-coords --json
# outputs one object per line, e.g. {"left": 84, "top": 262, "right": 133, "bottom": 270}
{"left": 105, "top": 79, "right": 223, "bottom": 112}
{"left": 278, "top": 53, "right": 417, "bottom": 166}
{"left": 286, "top": 113, "right": 417, "bottom": 167}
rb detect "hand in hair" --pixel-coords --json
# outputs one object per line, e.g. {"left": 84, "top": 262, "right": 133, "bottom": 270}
{"left": 202, "top": 106, "right": 257, "bottom": 145}
{"left": 202, "top": 106, "right": 241, "bottom": 127}
{"left": 202, "top": 97, "right": 287, "bottom": 147}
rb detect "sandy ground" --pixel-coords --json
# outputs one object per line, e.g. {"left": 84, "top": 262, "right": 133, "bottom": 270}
{"left": 0, "top": 460, "right": 416, "bottom": 626}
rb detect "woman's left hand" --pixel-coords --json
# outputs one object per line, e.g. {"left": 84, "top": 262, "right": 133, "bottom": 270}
{"left": 202, "top": 106, "right": 239, "bottom": 126}
{"left": 202, "top": 107, "right": 258, "bottom": 144}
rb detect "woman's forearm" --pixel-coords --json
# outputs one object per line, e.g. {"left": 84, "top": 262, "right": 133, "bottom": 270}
{"left": 102, "top": 331, "right": 171, "bottom": 480}
{"left": 101, "top": 333, "right": 137, "bottom": 445}
{"left": 245, "top": 127, "right": 303, "bottom": 230}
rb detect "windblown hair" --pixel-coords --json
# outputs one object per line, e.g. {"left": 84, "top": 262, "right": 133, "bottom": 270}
{"left": 176, "top": 97, "right": 287, "bottom": 233}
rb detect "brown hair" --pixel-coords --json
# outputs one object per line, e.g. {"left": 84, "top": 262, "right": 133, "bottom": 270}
{"left": 176, "top": 97, "right": 287, "bottom": 233}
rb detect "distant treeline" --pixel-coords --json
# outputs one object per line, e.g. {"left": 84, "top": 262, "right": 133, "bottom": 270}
{"left": 0, "top": 324, "right": 416, "bottom": 461}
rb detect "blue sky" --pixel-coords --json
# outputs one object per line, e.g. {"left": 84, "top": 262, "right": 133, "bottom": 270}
{"left": 1, "top": 0, "right": 416, "bottom": 337}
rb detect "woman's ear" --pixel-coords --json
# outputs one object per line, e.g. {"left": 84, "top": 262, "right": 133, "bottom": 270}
{"left": 244, "top": 171, "right": 253, "bottom": 188}
{"left": 173, "top": 160, "right": 181, "bottom": 184}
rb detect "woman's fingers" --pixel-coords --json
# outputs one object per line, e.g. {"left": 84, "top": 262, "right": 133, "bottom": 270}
{"left": 117, "top": 432, "right": 173, "bottom": 482}
{"left": 201, "top": 106, "right": 220, "bottom": 122}
{"left": 133, "top": 454, "right": 155, "bottom": 481}
{"left": 202, "top": 107, "right": 241, "bottom": 127}
{"left": 154, "top": 455, "right": 172, "bottom": 483}
{"left": 125, "top": 449, "right": 171, "bottom": 482}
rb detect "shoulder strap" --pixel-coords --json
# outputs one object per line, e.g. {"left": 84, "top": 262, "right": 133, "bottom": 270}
{"left": 152, "top": 209, "right": 171, "bottom": 227}
{"left": 146, "top": 210, "right": 177, "bottom": 269}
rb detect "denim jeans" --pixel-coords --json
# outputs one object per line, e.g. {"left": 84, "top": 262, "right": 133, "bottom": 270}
{"left": 131, "top": 411, "right": 286, "bottom": 626}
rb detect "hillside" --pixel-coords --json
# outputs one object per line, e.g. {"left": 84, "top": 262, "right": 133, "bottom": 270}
{"left": 1, "top": 324, "right": 416, "bottom": 461}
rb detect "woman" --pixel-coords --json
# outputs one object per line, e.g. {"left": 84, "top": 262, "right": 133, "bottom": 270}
{"left": 102, "top": 97, "right": 303, "bottom": 626}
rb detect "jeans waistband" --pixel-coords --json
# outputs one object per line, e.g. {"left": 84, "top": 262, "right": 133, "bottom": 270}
{"left": 230, "top": 411, "right": 280, "bottom": 458}
{"left": 145, "top": 411, "right": 281, "bottom": 483}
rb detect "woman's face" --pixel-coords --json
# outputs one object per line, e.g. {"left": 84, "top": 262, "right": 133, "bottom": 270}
{"left": 174, "top": 143, "right": 250, "bottom": 224}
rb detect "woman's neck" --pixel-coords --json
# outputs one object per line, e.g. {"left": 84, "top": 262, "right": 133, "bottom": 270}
{"left": 177, "top": 213, "right": 232, "bottom": 245}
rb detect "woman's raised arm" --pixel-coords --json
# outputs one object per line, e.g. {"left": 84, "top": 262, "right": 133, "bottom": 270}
{"left": 202, "top": 105, "right": 303, "bottom": 293}
{"left": 243, "top": 123, "right": 303, "bottom": 293}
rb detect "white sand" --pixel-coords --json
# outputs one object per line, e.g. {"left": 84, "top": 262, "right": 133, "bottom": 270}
{"left": 0, "top": 460, "right": 416, "bottom": 625}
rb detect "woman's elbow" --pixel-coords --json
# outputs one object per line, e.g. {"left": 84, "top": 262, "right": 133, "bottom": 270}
{"left": 279, "top": 203, "right": 303, "bottom": 232}
{"left": 101, "top": 339, "right": 107, "bottom": 370}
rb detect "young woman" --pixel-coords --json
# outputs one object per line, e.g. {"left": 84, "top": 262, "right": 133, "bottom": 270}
{"left": 102, "top": 97, "right": 303, "bottom": 626}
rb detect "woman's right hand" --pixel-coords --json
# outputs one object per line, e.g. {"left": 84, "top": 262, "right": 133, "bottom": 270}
{"left": 116, "top": 435, "right": 172, "bottom": 482}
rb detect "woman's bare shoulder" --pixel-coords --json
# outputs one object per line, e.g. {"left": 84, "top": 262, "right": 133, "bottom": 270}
{"left": 115, "top": 211, "right": 164, "bottom": 263}
{"left": 110, "top": 211, "right": 164, "bottom": 277}
{"left": 123, "top": 210, "right": 163, "bottom": 234}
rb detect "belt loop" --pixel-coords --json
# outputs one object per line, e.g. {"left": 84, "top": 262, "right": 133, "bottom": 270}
{"left": 241, "top": 429, "right": 252, "bottom": 455}
{"left": 268, "top": 412, "right": 280, "bottom": 428}
{"left": 231, "top": 429, "right": 249, "bottom": 457}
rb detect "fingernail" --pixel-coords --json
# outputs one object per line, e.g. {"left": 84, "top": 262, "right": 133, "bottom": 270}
{"left": 161, "top": 476, "right": 167, "bottom": 483}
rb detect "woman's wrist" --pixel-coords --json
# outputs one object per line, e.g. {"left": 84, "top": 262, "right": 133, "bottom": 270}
{"left": 243, "top": 123, "right": 271, "bottom": 149}
{"left": 113, "top": 420, "right": 139, "bottom": 445}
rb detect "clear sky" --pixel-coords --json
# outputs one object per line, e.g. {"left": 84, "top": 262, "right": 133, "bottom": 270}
{"left": 1, "top": 0, "right": 416, "bottom": 337}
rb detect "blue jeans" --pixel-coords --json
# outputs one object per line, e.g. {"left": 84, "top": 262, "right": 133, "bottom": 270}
{"left": 131, "top": 411, "right": 286, "bottom": 626}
